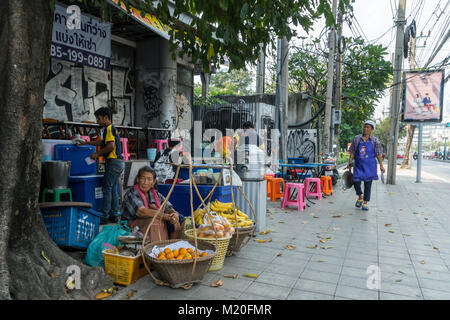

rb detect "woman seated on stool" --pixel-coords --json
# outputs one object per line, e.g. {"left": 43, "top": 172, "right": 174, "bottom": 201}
{"left": 122, "top": 166, "right": 185, "bottom": 242}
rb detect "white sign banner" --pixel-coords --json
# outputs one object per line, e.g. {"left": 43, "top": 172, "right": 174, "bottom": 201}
{"left": 51, "top": 4, "right": 111, "bottom": 71}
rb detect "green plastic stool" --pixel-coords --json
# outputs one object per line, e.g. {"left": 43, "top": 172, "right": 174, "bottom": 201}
{"left": 42, "top": 188, "right": 73, "bottom": 202}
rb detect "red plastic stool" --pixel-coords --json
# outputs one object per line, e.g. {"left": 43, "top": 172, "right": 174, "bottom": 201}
{"left": 151, "top": 139, "right": 168, "bottom": 152}
{"left": 281, "top": 183, "right": 306, "bottom": 211}
{"left": 304, "top": 177, "right": 322, "bottom": 200}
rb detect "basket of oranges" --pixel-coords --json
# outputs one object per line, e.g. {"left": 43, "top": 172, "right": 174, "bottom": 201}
{"left": 143, "top": 239, "right": 217, "bottom": 288}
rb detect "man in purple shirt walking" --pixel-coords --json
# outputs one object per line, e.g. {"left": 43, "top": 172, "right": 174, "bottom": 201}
{"left": 346, "top": 120, "right": 385, "bottom": 211}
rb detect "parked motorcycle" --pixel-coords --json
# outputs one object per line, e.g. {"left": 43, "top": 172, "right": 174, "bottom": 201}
{"left": 318, "top": 153, "right": 339, "bottom": 185}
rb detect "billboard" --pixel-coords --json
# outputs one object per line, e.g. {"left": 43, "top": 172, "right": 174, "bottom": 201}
{"left": 402, "top": 70, "right": 445, "bottom": 123}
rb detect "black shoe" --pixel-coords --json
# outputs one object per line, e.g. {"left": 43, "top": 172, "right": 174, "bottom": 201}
{"left": 109, "top": 215, "right": 120, "bottom": 223}
{"left": 100, "top": 216, "right": 110, "bottom": 225}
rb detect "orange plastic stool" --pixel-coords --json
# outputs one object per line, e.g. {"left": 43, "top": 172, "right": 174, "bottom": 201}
{"left": 264, "top": 175, "right": 274, "bottom": 197}
{"left": 320, "top": 176, "right": 333, "bottom": 196}
{"left": 268, "top": 178, "right": 285, "bottom": 202}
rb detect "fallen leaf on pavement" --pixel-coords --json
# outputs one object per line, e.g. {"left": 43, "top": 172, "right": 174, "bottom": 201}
{"left": 323, "top": 230, "right": 328, "bottom": 233}
{"left": 385, "top": 224, "right": 392, "bottom": 227}
{"left": 95, "top": 292, "right": 112, "bottom": 300}
{"left": 316, "top": 260, "right": 325, "bottom": 263}
{"left": 321, "top": 246, "right": 334, "bottom": 250}
{"left": 125, "top": 290, "right": 137, "bottom": 299}
{"left": 389, "top": 192, "right": 394, "bottom": 196}
{"left": 259, "top": 230, "right": 271, "bottom": 235}
{"left": 224, "top": 274, "right": 238, "bottom": 279}
{"left": 210, "top": 279, "right": 224, "bottom": 287}
{"left": 245, "top": 273, "right": 259, "bottom": 278}
{"left": 319, "top": 240, "right": 326, "bottom": 244}
{"left": 398, "top": 271, "right": 405, "bottom": 274}
{"left": 284, "top": 245, "right": 296, "bottom": 250}
{"left": 326, "top": 237, "right": 333, "bottom": 240}
{"left": 307, "top": 245, "right": 318, "bottom": 249}
{"left": 48, "top": 272, "right": 58, "bottom": 278}
{"left": 433, "top": 247, "right": 439, "bottom": 250}
{"left": 395, "top": 280, "right": 402, "bottom": 282}
{"left": 278, "top": 221, "right": 285, "bottom": 224}
{"left": 276, "top": 253, "right": 282, "bottom": 257}
{"left": 388, "top": 230, "right": 395, "bottom": 233}
{"left": 332, "top": 215, "right": 344, "bottom": 218}
{"left": 403, "top": 234, "right": 411, "bottom": 237}
{"left": 387, "top": 240, "right": 394, "bottom": 244}
{"left": 313, "top": 216, "right": 319, "bottom": 219}
{"left": 427, "top": 272, "right": 432, "bottom": 275}
{"left": 421, "top": 260, "right": 426, "bottom": 264}
{"left": 333, "top": 227, "right": 341, "bottom": 231}
{"left": 301, "top": 221, "right": 308, "bottom": 224}
{"left": 361, "top": 219, "right": 368, "bottom": 221}
{"left": 254, "top": 238, "right": 272, "bottom": 243}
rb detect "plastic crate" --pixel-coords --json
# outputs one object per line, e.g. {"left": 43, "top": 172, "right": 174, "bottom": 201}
{"left": 41, "top": 206, "right": 101, "bottom": 249}
{"left": 54, "top": 144, "right": 97, "bottom": 176}
{"left": 103, "top": 250, "right": 148, "bottom": 286}
{"left": 288, "top": 157, "right": 305, "bottom": 164}
{"left": 157, "top": 184, "right": 237, "bottom": 217}
{"left": 69, "top": 175, "right": 104, "bottom": 211}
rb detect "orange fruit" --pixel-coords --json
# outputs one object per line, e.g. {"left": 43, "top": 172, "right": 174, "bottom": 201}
{"left": 173, "top": 249, "right": 179, "bottom": 258}
{"left": 200, "top": 252, "right": 208, "bottom": 257}
{"left": 166, "top": 252, "right": 174, "bottom": 259}
{"left": 159, "top": 256, "right": 166, "bottom": 260}
{"left": 185, "top": 254, "right": 192, "bottom": 260}
{"left": 164, "top": 248, "right": 171, "bottom": 254}
{"left": 176, "top": 255, "right": 184, "bottom": 260}
{"left": 179, "top": 248, "right": 187, "bottom": 256}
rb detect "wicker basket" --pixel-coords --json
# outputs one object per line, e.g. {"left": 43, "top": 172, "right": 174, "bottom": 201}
{"left": 184, "top": 229, "right": 231, "bottom": 271}
{"left": 181, "top": 217, "right": 193, "bottom": 239}
{"left": 227, "top": 224, "right": 255, "bottom": 255}
{"left": 143, "top": 239, "right": 217, "bottom": 288}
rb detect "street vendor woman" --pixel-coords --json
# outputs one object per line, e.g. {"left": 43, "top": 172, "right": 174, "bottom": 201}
{"left": 346, "top": 120, "right": 385, "bottom": 211}
{"left": 122, "top": 166, "right": 185, "bottom": 242}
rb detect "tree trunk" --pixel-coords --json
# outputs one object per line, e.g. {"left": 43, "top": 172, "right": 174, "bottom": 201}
{"left": 0, "top": 0, "right": 112, "bottom": 300}
{"left": 400, "top": 124, "right": 415, "bottom": 169}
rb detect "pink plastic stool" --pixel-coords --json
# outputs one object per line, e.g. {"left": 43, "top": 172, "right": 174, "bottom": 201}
{"left": 120, "top": 138, "right": 131, "bottom": 161}
{"left": 304, "top": 177, "right": 322, "bottom": 200}
{"left": 151, "top": 139, "right": 168, "bottom": 152}
{"left": 281, "top": 183, "right": 306, "bottom": 211}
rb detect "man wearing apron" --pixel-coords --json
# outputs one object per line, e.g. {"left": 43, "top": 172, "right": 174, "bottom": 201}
{"left": 347, "top": 120, "right": 385, "bottom": 211}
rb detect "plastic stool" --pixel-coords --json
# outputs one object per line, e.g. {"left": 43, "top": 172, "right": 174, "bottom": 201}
{"left": 268, "top": 178, "right": 285, "bottom": 202}
{"left": 320, "top": 176, "right": 333, "bottom": 196}
{"left": 281, "top": 183, "right": 306, "bottom": 211}
{"left": 42, "top": 188, "right": 72, "bottom": 202}
{"left": 151, "top": 139, "right": 168, "bottom": 152}
{"left": 304, "top": 177, "right": 322, "bottom": 200}
{"left": 264, "top": 175, "right": 274, "bottom": 197}
{"left": 120, "top": 138, "right": 131, "bottom": 161}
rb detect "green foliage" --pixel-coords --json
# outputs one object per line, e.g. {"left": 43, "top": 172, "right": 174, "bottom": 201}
{"left": 288, "top": 36, "right": 393, "bottom": 149}
{"left": 373, "top": 117, "right": 407, "bottom": 150}
{"left": 63, "top": 0, "right": 352, "bottom": 72}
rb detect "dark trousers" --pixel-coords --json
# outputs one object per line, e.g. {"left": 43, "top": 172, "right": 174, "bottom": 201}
{"left": 354, "top": 180, "right": 373, "bottom": 202}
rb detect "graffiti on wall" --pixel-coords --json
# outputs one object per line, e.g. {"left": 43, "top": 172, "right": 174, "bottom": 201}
{"left": 175, "top": 93, "right": 192, "bottom": 130}
{"left": 287, "top": 129, "right": 317, "bottom": 163}
{"left": 143, "top": 85, "right": 162, "bottom": 125}
{"left": 111, "top": 66, "right": 134, "bottom": 125}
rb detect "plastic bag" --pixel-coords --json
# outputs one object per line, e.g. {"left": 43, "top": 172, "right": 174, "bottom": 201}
{"left": 83, "top": 221, "right": 131, "bottom": 267}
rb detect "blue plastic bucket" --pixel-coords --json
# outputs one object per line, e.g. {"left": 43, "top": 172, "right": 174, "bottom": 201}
{"left": 147, "top": 148, "right": 157, "bottom": 161}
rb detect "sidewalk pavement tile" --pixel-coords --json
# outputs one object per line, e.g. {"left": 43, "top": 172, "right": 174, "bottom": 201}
{"left": 418, "top": 278, "right": 450, "bottom": 293}
{"left": 304, "top": 261, "right": 343, "bottom": 274}
{"left": 415, "top": 270, "right": 450, "bottom": 282}
{"left": 335, "top": 285, "right": 379, "bottom": 300}
{"left": 266, "top": 261, "right": 308, "bottom": 278}
{"left": 256, "top": 271, "right": 299, "bottom": 288}
{"left": 379, "top": 292, "right": 423, "bottom": 300}
{"left": 338, "top": 275, "right": 372, "bottom": 290}
{"left": 293, "top": 279, "right": 337, "bottom": 296}
{"left": 299, "top": 269, "right": 341, "bottom": 284}
{"left": 238, "top": 292, "right": 273, "bottom": 300}
{"left": 343, "top": 258, "right": 378, "bottom": 270}
{"left": 421, "top": 288, "right": 450, "bottom": 300}
{"left": 379, "top": 282, "right": 423, "bottom": 298}
{"left": 185, "top": 286, "right": 239, "bottom": 300}
{"left": 340, "top": 265, "right": 371, "bottom": 279}
{"left": 242, "top": 282, "right": 292, "bottom": 300}
{"left": 287, "top": 289, "right": 334, "bottom": 300}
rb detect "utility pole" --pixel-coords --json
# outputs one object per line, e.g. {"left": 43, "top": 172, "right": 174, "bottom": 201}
{"left": 323, "top": 0, "right": 338, "bottom": 154}
{"left": 281, "top": 37, "right": 289, "bottom": 163}
{"left": 256, "top": 43, "right": 265, "bottom": 94}
{"left": 386, "top": 0, "right": 406, "bottom": 185}
{"left": 333, "top": 9, "right": 344, "bottom": 156}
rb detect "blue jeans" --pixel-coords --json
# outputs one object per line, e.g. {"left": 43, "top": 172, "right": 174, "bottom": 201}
{"left": 102, "top": 159, "right": 124, "bottom": 218}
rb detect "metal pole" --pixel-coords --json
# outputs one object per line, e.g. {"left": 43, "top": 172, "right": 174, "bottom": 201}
{"left": 387, "top": 0, "right": 407, "bottom": 185}
{"left": 323, "top": 0, "right": 338, "bottom": 154}
{"left": 416, "top": 122, "right": 423, "bottom": 183}
{"left": 444, "top": 137, "right": 448, "bottom": 160}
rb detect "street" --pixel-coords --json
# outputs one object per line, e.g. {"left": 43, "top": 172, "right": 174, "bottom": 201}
{"left": 409, "top": 159, "right": 450, "bottom": 184}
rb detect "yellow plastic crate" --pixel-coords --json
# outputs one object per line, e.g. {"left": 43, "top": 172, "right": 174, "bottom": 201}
{"left": 102, "top": 250, "right": 148, "bottom": 286}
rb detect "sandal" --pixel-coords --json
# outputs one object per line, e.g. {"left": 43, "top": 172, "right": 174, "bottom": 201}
{"left": 355, "top": 199, "right": 363, "bottom": 208}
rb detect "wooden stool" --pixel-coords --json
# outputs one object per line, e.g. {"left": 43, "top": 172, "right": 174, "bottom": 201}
{"left": 42, "top": 188, "right": 73, "bottom": 202}
{"left": 281, "top": 183, "right": 306, "bottom": 211}
{"left": 268, "top": 178, "right": 285, "bottom": 202}
{"left": 320, "top": 176, "right": 333, "bottom": 196}
{"left": 304, "top": 177, "right": 322, "bottom": 200}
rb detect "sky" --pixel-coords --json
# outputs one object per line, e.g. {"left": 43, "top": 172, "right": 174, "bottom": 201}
{"left": 295, "top": 0, "right": 450, "bottom": 122}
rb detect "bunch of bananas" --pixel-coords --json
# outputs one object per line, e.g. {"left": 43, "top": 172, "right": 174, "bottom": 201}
{"left": 210, "top": 200, "right": 254, "bottom": 228}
